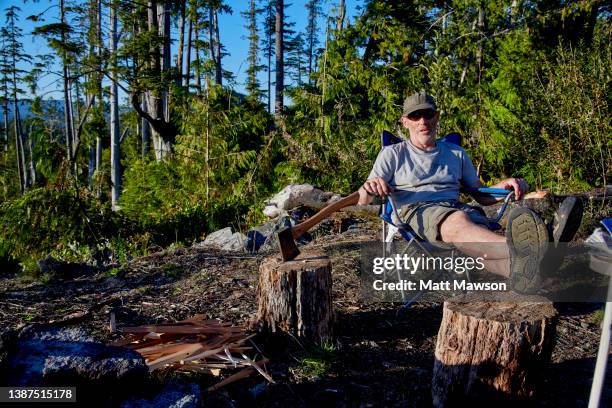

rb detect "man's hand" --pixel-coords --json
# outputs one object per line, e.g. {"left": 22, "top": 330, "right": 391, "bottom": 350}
{"left": 358, "top": 177, "right": 393, "bottom": 205}
{"left": 493, "top": 178, "right": 529, "bottom": 200}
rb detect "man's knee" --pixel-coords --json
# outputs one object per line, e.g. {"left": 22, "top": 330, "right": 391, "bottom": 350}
{"left": 439, "top": 210, "right": 476, "bottom": 242}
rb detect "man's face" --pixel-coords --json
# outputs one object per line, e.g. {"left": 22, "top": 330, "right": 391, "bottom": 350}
{"left": 401, "top": 109, "right": 439, "bottom": 145}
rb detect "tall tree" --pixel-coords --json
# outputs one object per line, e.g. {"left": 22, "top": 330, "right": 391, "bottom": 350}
{"left": 193, "top": 5, "right": 202, "bottom": 94}
{"left": 184, "top": 0, "right": 194, "bottom": 90}
{"left": 208, "top": 6, "right": 222, "bottom": 86}
{"left": 336, "top": 0, "right": 345, "bottom": 31}
{"left": 95, "top": 0, "right": 103, "bottom": 176}
{"left": 176, "top": 0, "right": 186, "bottom": 87}
{"left": 207, "top": 1, "right": 231, "bottom": 87}
{"left": 0, "top": 34, "right": 10, "bottom": 153}
{"left": 261, "top": 0, "right": 275, "bottom": 112}
{"left": 305, "top": 0, "right": 322, "bottom": 84}
{"left": 83, "top": 0, "right": 104, "bottom": 186}
{"left": 285, "top": 30, "right": 304, "bottom": 86}
{"left": 242, "top": 0, "right": 264, "bottom": 99}
{"left": 22, "top": 55, "right": 49, "bottom": 188}
{"left": 128, "top": 0, "right": 177, "bottom": 160}
{"left": 60, "top": 0, "right": 74, "bottom": 165}
{"left": 1, "top": 6, "right": 31, "bottom": 194}
{"left": 109, "top": 0, "right": 121, "bottom": 206}
{"left": 32, "top": 0, "right": 85, "bottom": 169}
{"left": 275, "top": 0, "right": 284, "bottom": 119}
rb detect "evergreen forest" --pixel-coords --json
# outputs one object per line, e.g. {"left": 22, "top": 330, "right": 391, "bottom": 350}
{"left": 0, "top": 0, "right": 610, "bottom": 275}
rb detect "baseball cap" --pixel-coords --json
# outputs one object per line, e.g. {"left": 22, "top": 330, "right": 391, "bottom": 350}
{"left": 402, "top": 92, "right": 437, "bottom": 116}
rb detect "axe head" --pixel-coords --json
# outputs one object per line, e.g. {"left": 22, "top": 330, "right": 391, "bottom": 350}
{"left": 277, "top": 226, "right": 300, "bottom": 261}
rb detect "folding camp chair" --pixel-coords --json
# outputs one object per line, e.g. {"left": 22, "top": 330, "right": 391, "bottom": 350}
{"left": 587, "top": 218, "right": 612, "bottom": 408}
{"left": 377, "top": 130, "right": 515, "bottom": 306}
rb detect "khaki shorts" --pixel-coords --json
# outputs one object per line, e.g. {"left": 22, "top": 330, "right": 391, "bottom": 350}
{"left": 400, "top": 200, "right": 490, "bottom": 242}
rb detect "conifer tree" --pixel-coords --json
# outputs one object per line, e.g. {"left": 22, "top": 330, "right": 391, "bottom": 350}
{"left": 285, "top": 32, "right": 305, "bottom": 86}
{"left": 1, "top": 6, "right": 31, "bottom": 194}
{"left": 260, "top": 0, "right": 275, "bottom": 112}
{"left": 0, "top": 34, "right": 10, "bottom": 153}
{"left": 31, "top": 0, "right": 85, "bottom": 170}
{"left": 242, "top": 0, "right": 264, "bottom": 100}
{"left": 304, "top": 0, "right": 322, "bottom": 85}
{"left": 125, "top": 0, "right": 177, "bottom": 160}
{"left": 275, "top": 0, "right": 284, "bottom": 119}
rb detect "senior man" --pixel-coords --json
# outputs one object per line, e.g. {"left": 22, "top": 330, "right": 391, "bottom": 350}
{"left": 357, "top": 92, "right": 581, "bottom": 293}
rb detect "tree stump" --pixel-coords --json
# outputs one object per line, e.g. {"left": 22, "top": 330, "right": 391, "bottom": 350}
{"left": 432, "top": 294, "right": 558, "bottom": 407}
{"left": 254, "top": 250, "right": 333, "bottom": 344}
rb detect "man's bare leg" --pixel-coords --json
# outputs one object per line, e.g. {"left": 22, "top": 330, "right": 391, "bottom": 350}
{"left": 439, "top": 211, "right": 511, "bottom": 277}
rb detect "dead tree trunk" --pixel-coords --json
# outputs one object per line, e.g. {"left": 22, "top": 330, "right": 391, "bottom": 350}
{"left": 109, "top": 0, "right": 121, "bottom": 208}
{"left": 432, "top": 295, "right": 558, "bottom": 406}
{"left": 254, "top": 249, "right": 333, "bottom": 344}
{"left": 184, "top": 7, "right": 192, "bottom": 90}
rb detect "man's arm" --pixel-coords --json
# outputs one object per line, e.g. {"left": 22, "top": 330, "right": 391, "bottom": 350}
{"left": 359, "top": 147, "right": 396, "bottom": 205}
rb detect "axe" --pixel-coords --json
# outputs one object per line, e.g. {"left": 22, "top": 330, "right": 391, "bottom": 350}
{"left": 277, "top": 191, "right": 361, "bottom": 261}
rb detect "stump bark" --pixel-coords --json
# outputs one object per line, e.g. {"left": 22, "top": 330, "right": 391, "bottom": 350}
{"left": 254, "top": 250, "right": 333, "bottom": 343}
{"left": 432, "top": 294, "right": 558, "bottom": 407}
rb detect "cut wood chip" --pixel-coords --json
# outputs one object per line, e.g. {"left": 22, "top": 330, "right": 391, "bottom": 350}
{"left": 206, "top": 358, "right": 270, "bottom": 393}
{"left": 117, "top": 317, "right": 273, "bottom": 390}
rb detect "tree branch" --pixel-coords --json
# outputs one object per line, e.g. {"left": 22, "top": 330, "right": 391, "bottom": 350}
{"left": 71, "top": 95, "right": 96, "bottom": 160}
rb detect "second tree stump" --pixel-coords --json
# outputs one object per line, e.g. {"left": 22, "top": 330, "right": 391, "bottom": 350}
{"left": 254, "top": 250, "right": 333, "bottom": 344}
{"left": 432, "top": 294, "right": 558, "bottom": 406}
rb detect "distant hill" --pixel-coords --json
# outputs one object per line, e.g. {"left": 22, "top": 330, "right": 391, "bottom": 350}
{"left": 0, "top": 99, "right": 64, "bottom": 122}
{"left": 1, "top": 99, "right": 134, "bottom": 126}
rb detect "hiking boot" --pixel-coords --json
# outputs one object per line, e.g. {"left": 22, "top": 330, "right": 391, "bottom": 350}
{"left": 551, "top": 196, "right": 584, "bottom": 245}
{"left": 506, "top": 207, "right": 550, "bottom": 294}
{"left": 541, "top": 196, "right": 584, "bottom": 275}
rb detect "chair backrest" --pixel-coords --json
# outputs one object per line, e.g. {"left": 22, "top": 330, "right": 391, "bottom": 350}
{"left": 381, "top": 130, "right": 462, "bottom": 148}
{"left": 381, "top": 130, "right": 403, "bottom": 147}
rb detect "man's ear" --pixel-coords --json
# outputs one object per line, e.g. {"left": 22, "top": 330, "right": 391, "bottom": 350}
{"left": 400, "top": 115, "right": 409, "bottom": 128}
{"left": 434, "top": 111, "right": 440, "bottom": 122}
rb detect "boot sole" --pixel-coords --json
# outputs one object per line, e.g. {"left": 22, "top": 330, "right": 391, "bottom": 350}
{"left": 506, "top": 208, "right": 549, "bottom": 294}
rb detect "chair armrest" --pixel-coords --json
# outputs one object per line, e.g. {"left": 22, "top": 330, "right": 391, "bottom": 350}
{"left": 461, "top": 187, "right": 512, "bottom": 197}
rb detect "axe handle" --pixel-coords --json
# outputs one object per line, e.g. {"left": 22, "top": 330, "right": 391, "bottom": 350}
{"left": 291, "top": 191, "right": 361, "bottom": 239}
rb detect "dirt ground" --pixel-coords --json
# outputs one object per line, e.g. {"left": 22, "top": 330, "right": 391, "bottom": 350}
{"left": 0, "top": 221, "right": 610, "bottom": 407}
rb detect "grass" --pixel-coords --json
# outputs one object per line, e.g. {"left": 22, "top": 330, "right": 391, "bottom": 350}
{"left": 106, "top": 267, "right": 121, "bottom": 277}
{"left": 292, "top": 341, "right": 340, "bottom": 380}
{"left": 590, "top": 308, "right": 605, "bottom": 326}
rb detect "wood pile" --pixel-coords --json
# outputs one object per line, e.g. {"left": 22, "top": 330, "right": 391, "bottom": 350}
{"left": 114, "top": 315, "right": 273, "bottom": 391}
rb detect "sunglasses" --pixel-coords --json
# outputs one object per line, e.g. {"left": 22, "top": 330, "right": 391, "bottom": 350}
{"left": 407, "top": 109, "right": 436, "bottom": 120}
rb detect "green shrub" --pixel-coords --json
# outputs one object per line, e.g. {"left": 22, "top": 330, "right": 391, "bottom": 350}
{"left": 0, "top": 187, "right": 122, "bottom": 261}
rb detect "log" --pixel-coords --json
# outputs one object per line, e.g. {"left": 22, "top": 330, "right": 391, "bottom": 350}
{"left": 254, "top": 250, "right": 333, "bottom": 343}
{"left": 432, "top": 294, "right": 558, "bottom": 407}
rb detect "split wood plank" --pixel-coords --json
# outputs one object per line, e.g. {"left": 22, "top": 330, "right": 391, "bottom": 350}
{"left": 206, "top": 358, "right": 270, "bottom": 393}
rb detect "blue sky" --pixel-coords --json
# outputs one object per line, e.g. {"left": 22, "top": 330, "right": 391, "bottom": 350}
{"left": 2, "top": 0, "right": 361, "bottom": 104}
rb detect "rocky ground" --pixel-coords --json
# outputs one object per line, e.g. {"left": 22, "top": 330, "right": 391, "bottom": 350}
{"left": 0, "top": 213, "right": 610, "bottom": 407}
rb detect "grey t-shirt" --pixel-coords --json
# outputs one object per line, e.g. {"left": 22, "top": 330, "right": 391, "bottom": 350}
{"left": 368, "top": 139, "right": 480, "bottom": 207}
